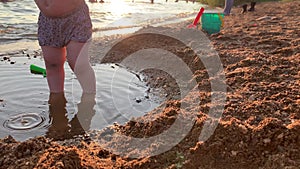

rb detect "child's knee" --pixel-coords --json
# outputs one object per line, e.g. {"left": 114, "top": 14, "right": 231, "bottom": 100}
{"left": 45, "top": 61, "right": 65, "bottom": 71}
{"left": 74, "top": 62, "right": 90, "bottom": 74}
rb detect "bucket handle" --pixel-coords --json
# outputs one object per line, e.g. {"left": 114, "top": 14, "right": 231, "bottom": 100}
{"left": 218, "top": 13, "right": 224, "bottom": 28}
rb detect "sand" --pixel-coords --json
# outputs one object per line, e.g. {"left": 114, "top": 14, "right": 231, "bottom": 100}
{"left": 1, "top": 1, "right": 300, "bottom": 168}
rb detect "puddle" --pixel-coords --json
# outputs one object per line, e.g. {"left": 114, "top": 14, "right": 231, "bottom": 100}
{"left": 0, "top": 56, "right": 164, "bottom": 141}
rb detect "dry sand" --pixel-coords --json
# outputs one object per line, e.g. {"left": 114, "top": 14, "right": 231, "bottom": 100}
{"left": 0, "top": 1, "right": 300, "bottom": 168}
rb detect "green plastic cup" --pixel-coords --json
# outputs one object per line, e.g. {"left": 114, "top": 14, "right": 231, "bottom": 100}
{"left": 30, "top": 64, "right": 46, "bottom": 77}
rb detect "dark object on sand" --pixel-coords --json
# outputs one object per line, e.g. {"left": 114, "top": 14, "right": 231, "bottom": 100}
{"left": 241, "top": 4, "right": 248, "bottom": 13}
{"left": 248, "top": 2, "right": 256, "bottom": 12}
{"left": 3, "top": 56, "right": 9, "bottom": 60}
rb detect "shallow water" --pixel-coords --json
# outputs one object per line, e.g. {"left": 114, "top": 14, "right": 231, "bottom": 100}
{"left": 0, "top": 0, "right": 206, "bottom": 141}
{"left": 0, "top": 57, "right": 163, "bottom": 141}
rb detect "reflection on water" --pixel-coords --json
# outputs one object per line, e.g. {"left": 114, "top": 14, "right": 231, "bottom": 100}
{"left": 46, "top": 92, "right": 96, "bottom": 141}
{"left": 0, "top": 57, "right": 163, "bottom": 141}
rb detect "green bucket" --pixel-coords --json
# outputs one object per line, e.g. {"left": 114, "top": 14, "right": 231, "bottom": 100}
{"left": 201, "top": 13, "right": 224, "bottom": 34}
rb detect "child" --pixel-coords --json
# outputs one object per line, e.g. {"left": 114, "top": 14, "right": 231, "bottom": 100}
{"left": 34, "top": 0, "right": 96, "bottom": 94}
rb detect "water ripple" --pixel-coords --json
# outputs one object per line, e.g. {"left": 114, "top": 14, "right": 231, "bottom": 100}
{"left": 3, "top": 113, "right": 46, "bottom": 131}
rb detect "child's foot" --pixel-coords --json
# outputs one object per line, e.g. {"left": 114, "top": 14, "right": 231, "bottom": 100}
{"left": 248, "top": 2, "right": 256, "bottom": 12}
{"left": 241, "top": 4, "right": 248, "bottom": 14}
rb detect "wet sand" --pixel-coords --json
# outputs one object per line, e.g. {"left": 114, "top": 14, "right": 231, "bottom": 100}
{"left": 1, "top": 1, "right": 300, "bottom": 168}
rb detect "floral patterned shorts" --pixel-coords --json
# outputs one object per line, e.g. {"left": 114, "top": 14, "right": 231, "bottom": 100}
{"left": 37, "top": 2, "right": 92, "bottom": 48}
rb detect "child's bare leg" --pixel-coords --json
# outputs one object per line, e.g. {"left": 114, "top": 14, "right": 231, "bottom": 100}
{"left": 66, "top": 40, "right": 96, "bottom": 94}
{"left": 41, "top": 46, "right": 66, "bottom": 93}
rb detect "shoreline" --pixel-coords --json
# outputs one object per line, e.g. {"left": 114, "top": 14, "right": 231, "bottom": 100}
{"left": 0, "top": 19, "right": 194, "bottom": 56}
{"left": 1, "top": 1, "right": 300, "bottom": 168}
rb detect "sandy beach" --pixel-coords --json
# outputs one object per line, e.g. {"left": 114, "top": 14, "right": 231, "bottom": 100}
{"left": 0, "top": 1, "right": 300, "bottom": 168}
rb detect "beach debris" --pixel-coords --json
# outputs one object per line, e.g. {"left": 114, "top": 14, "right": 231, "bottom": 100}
{"left": 263, "top": 138, "right": 271, "bottom": 144}
{"left": 251, "top": 23, "right": 258, "bottom": 27}
{"left": 3, "top": 56, "right": 9, "bottom": 61}
{"left": 187, "top": 7, "right": 204, "bottom": 28}
{"left": 135, "top": 73, "right": 141, "bottom": 81}
{"left": 30, "top": 64, "right": 47, "bottom": 77}
{"left": 136, "top": 98, "right": 142, "bottom": 103}
{"left": 10, "top": 61, "right": 15, "bottom": 64}
{"left": 231, "top": 151, "right": 238, "bottom": 156}
{"left": 277, "top": 133, "right": 284, "bottom": 139}
{"left": 0, "top": 99, "right": 3, "bottom": 102}
{"left": 256, "top": 15, "right": 272, "bottom": 21}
